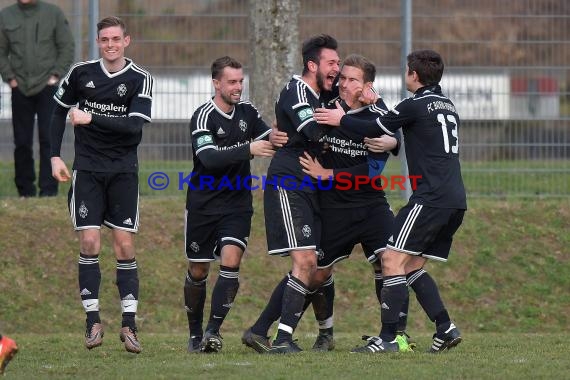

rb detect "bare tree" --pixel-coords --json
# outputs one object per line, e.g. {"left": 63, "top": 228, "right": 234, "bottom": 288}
{"left": 249, "top": 0, "right": 300, "bottom": 175}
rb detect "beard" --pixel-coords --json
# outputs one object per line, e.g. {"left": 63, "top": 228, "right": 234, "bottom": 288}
{"left": 316, "top": 71, "right": 326, "bottom": 92}
{"left": 221, "top": 92, "right": 240, "bottom": 106}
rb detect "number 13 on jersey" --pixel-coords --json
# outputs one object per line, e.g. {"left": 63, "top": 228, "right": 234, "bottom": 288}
{"left": 437, "top": 113, "right": 459, "bottom": 154}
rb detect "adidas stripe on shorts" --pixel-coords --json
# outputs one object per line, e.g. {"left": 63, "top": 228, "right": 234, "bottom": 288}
{"left": 264, "top": 186, "right": 321, "bottom": 256}
{"left": 387, "top": 202, "right": 464, "bottom": 262}
{"left": 68, "top": 170, "right": 139, "bottom": 232}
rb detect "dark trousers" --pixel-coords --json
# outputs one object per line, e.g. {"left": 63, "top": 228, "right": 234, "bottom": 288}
{"left": 12, "top": 85, "right": 58, "bottom": 197}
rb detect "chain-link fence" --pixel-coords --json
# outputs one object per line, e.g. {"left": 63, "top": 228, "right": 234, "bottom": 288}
{"left": 0, "top": 0, "right": 568, "bottom": 197}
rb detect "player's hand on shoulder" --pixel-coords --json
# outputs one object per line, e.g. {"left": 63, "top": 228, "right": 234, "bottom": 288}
{"left": 51, "top": 157, "right": 71, "bottom": 182}
{"left": 314, "top": 101, "right": 344, "bottom": 126}
{"left": 69, "top": 107, "right": 92, "bottom": 127}
{"left": 250, "top": 140, "right": 275, "bottom": 157}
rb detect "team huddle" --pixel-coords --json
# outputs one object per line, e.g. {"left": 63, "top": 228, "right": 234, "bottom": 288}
{"left": 49, "top": 17, "right": 466, "bottom": 355}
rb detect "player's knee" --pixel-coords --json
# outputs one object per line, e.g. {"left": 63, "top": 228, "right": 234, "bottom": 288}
{"left": 80, "top": 236, "right": 100, "bottom": 255}
{"left": 189, "top": 262, "right": 209, "bottom": 280}
{"left": 294, "top": 257, "right": 316, "bottom": 275}
{"left": 381, "top": 250, "right": 406, "bottom": 274}
{"left": 114, "top": 240, "right": 135, "bottom": 259}
{"left": 404, "top": 256, "right": 426, "bottom": 274}
{"left": 312, "top": 267, "right": 332, "bottom": 287}
{"left": 220, "top": 246, "right": 244, "bottom": 268}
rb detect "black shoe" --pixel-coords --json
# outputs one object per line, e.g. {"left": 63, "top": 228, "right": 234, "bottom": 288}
{"left": 267, "top": 340, "right": 302, "bottom": 354}
{"left": 188, "top": 335, "right": 202, "bottom": 353}
{"left": 199, "top": 330, "right": 223, "bottom": 353}
{"left": 350, "top": 335, "right": 399, "bottom": 353}
{"left": 430, "top": 322, "right": 462, "bottom": 353}
{"left": 312, "top": 332, "right": 335, "bottom": 351}
{"left": 241, "top": 327, "right": 271, "bottom": 353}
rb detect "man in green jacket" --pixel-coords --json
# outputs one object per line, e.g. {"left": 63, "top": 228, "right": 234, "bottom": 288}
{"left": 0, "top": 0, "right": 74, "bottom": 197}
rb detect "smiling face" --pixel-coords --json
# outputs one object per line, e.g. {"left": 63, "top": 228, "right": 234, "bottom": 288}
{"left": 97, "top": 25, "right": 130, "bottom": 68}
{"left": 315, "top": 48, "right": 340, "bottom": 92}
{"left": 214, "top": 66, "right": 244, "bottom": 111}
{"left": 338, "top": 65, "right": 368, "bottom": 108}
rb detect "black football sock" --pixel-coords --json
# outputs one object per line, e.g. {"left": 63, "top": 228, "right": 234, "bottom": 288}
{"left": 116, "top": 258, "right": 139, "bottom": 329}
{"left": 313, "top": 274, "right": 334, "bottom": 334}
{"left": 184, "top": 271, "right": 207, "bottom": 337}
{"left": 78, "top": 253, "right": 101, "bottom": 326}
{"left": 303, "top": 288, "right": 315, "bottom": 312}
{"left": 379, "top": 275, "right": 407, "bottom": 341}
{"left": 274, "top": 275, "right": 308, "bottom": 344}
{"left": 397, "top": 291, "right": 410, "bottom": 332}
{"left": 407, "top": 269, "right": 450, "bottom": 331}
{"left": 205, "top": 265, "right": 240, "bottom": 333}
{"left": 251, "top": 273, "right": 289, "bottom": 336}
{"left": 374, "top": 270, "right": 383, "bottom": 305}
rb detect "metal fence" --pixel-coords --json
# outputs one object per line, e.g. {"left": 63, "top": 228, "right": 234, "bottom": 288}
{"left": 0, "top": 0, "right": 568, "bottom": 197}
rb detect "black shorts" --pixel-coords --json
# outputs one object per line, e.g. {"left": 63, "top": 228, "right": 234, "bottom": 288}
{"left": 317, "top": 204, "right": 394, "bottom": 269}
{"left": 68, "top": 170, "right": 139, "bottom": 232}
{"left": 264, "top": 186, "right": 321, "bottom": 256}
{"left": 387, "top": 202, "right": 465, "bottom": 262}
{"left": 185, "top": 209, "right": 252, "bottom": 262}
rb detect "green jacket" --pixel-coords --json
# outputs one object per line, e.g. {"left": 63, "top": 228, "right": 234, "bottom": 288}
{"left": 0, "top": 1, "right": 74, "bottom": 96}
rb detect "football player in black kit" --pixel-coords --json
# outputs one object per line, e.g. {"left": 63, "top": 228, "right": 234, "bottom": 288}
{"left": 242, "top": 34, "right": 340, "bottom": 354}
{"left": 183, "top": 56, "right": 286, "bottom": 354}
{"left": 299, "top": 54, "right": 414, "bottom": 353}
{"left": 315, "top": 49, "right": 466, "bottom": 353}
{"left": 50, "top": 16, "right": 153, "bottom": 354}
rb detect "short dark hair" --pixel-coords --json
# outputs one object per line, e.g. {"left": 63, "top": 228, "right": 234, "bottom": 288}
{"left": 211, "top": 56, "right": 242, "bottom": 80}
{"left": 97, "top": 16, "right": 128, "bottom": 37}
{"left": 407, "top": 50, "right": 444, "bottom": 86}
{"left": 301, "top": 34, "right": 338, "bottom": 75}
{"left": 342, "top": 54, "right": 376, "bottom": 83}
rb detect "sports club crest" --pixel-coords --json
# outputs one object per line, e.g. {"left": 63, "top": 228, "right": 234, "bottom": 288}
{"left": 79, "top": 201, "right": 88, "bottom": 219}
{"left": 302, "top": 224, "right": 311, "bottom": 238}
{"left": 117, "top": 83, "right": 127, "bottom": 97}
{"left": 239, "top": 119, "right": 247, "bottom": 132}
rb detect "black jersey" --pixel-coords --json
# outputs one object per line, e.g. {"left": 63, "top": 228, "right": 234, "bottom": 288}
{"left": 186, "top": 99, "right": 271, "bottom": 214}
{"left": 54, "top": 58, "right": 153, "bottom": 173}
{"left": 341, "top": 84, "right": 466, "bottom": 209}
{"left": 320, "top": 101, "right": 392, "bottom": 208}
{"left": 267, "top": 75, "right": 330, "bottom": 189}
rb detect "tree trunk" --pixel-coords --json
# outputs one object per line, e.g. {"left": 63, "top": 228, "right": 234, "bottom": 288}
{"left": 249, "top": 0, "right": 300, "bottom": 176}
